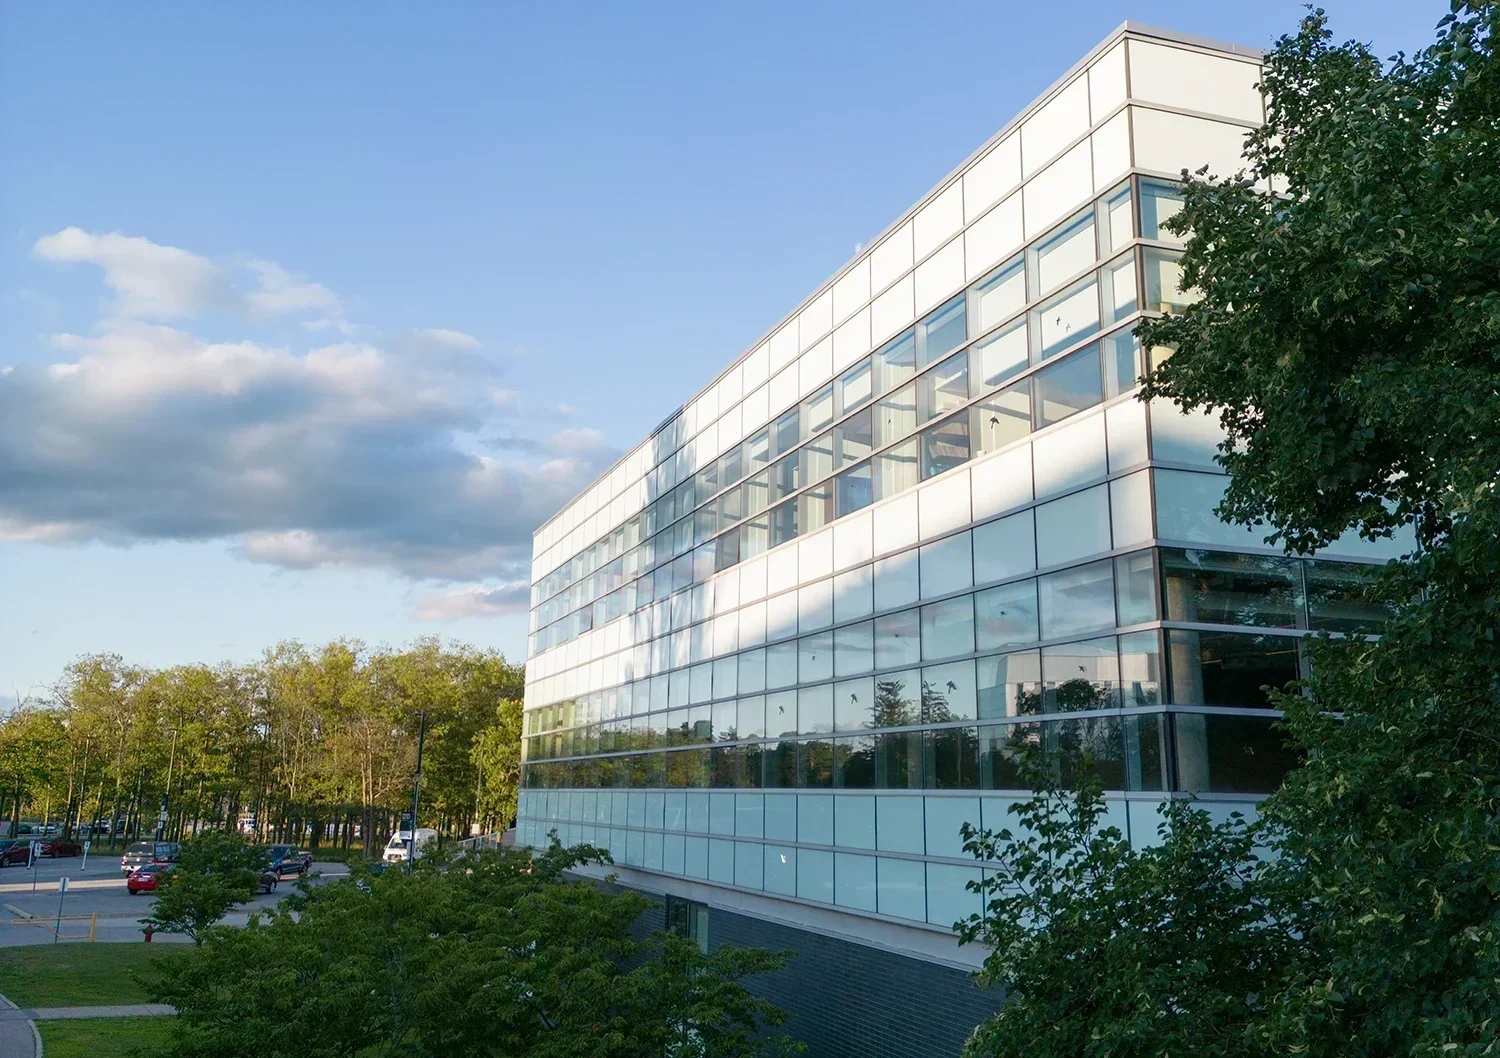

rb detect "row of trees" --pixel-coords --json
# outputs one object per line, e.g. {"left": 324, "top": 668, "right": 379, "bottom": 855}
{"left": 0, "top": 638, "right": 524, "bottom": 854}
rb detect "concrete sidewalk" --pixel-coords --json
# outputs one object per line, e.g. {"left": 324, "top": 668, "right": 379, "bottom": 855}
{"left": 0, "top": 993, "right": 43, "bottom": 1058}
{"left": 18, "top": 1003, "right": 176, "bottom": 1019}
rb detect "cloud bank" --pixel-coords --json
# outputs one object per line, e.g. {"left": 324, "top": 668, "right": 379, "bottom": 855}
{"left": 2, "top": 229, "right": 614, "bottom": 619}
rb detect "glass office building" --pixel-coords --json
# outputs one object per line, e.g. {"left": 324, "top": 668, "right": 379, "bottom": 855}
{"left": 515, "top": 23, "right": 1407, "bottom": 1056}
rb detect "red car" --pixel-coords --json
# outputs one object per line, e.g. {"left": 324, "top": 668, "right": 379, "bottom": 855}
{"left": 0, "top": 840, "right": 32, "bottom": 867}
{"left": 39, "top": 838, "right": 82, "bottom": 857}
{"left": 126, "top": 864, "right": 174, "bottom": 894}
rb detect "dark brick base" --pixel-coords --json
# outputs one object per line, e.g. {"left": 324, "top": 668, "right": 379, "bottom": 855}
{"left": 654, "top": 902, "right": 1005, "bottom": 1058}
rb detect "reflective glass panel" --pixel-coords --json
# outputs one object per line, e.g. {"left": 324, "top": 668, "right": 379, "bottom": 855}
{"left": 1038, "top": 560, "right": 1115, "bottom": 639}
{"left": 1033, "top": 344, "right": 1102, "bottom": 428}
{"left": 976, "top": 649, "right": 1042, "bottom": 718}
{"left": 875, "top": 330, "right": 917, "bottom": 392}
{"left": 1304, "top": 560, "right": 1391, "bottom": 634}
{"left": 1032, "top": 276, "right": 1100, "bottom": 361}
{"left": 873, "top": 439, "right": 919, "bottom": 500}
{"left": 1035, "top": 211, "right": 1097, "bottom": 296}
{"left": 916, "top": 296, "right": 967, "bottom": 367}
{"left": 971, "top": 257, "right": 1025, "bottom": 334}
{"left": 1159, "top": 548, "right": 1305, "bottom": 629}
{"left": 1140, "top": 179, "right": 1186, "bottom": 244}
{"left": 974, "top": 579, "right": 1040, "bottom": 651}
{"left": 839, "top": 358, "right": 874, "bottom": 413}
{"left": 875, "top": 383, "right": 917, "bottom": 446}
{"left": 971, "top": 381, "right": 1031, "bottom": 455}
{"left": 1039, "top": 637, "right": 1120, "bottom": 712}
{"left": 1119, "top": 630, "right": 1162, "bottom": 707}
{"left": 1166, "top": 630, "right": 1302, "bottom": 708}
{"left": 918, "top": 353, "right": 969, "bottom": 425}
{"left": 969, "top": 319, "right": 1028, "bottom": 394}
{"left": 1173, "top": 713, "right": 1300, "bottom": 794}
{"left": 920, "top": 413, "right": 971, "bottom": 480}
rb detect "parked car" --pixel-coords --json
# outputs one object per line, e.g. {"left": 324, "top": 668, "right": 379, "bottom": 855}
{"left": 265, "top": 844, "right": 312, "bottom": 877}
{"left": 257, "top": 867, "right": 280, "bottom": 894}
{"left": 126, "top": 863, "right": 174, "bottom": 894}
{"left": 120, "top": 841, "right": 180, "bottom": 876}
{"left": 0, "top": 840, "right": 32, "bottom": 867}
{"left": 39, "top": 838, "right": 82, "bottom": 857}
{"left": 382, "top": 828, "right": 438, "bottom": 864}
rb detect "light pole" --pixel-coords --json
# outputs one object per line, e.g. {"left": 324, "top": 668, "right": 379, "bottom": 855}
{"left": 406, "top": 711, "right": 427, "bottom": 872}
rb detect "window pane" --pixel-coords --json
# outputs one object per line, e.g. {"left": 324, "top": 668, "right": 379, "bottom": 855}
{"left": 1102, "top": 326, "right": 1141, "bottom": 398}
{"left": 920, "top": 413, "right": 971, "bottom": 480}
{"left": 799, "top": 484, "right": 834, "bottom": 535}
{"left": 799, "top": 631, "right": 833, "bottom": 682}
{"left": 1038, "top": 560, "right": 1116, "bottom": 639}
{"left": 872, "top": 670, "right": 920, "bottom": 727}
{"left": 916, "top": 296, "right": 966, "bottom": 367}
{"left": 1126, "top": 712, "right": 1166, "bottom": 791}
{"left": 767, "top": 690, "right": 797, "bottom": 737}
{"left": 874, "top": 550, "right": 920, "bottom": 610}
{"left": 798, "top": 684, "right": 834, "bottom": 735}
{"left": 873, "top": 439, "right": 919, "bottom": 500}
{"left": 875, "top": 383, "right": 917, "bottom": 446}
{"left": 1159, "top": 548, "right": 1305, "bottom": 629}
{"left": 1035, "top": 211, "right": 1097, "bottom": 296}
{"left": 835, "top": 735, "right": 876, "bottom": 788}
{"left": 921, "top": 596, "right": 975, "bottom": 661}
{"left": 801, "top": 431, "right": 835, "bottom": 485}
{"left": 1033, "top": 345, "right": 1103, "bottom": 428}
{"left": 803, "top": 384, "right": 835, "bottom": 436}
{"left": 1039, "top": 637, "right": 1120, "bottom": 712}
{"left": 874, "top": 330, "right": 916, "bottom": 392}
{"left": 1140, "top": 179, "right": 1186, "bottom": 244}
{"left": 834, "top": 621, "right": 875, "bottom": 677}
{"left": 1119, "top": 630, "right": 1162, "bottom": 708}
{"left": 1101, "top": 251, "right": 1138, "bottom": 324}
{"left": 773, "top": 408, "right": 800, "bottom": 457}
{"left": 836, "top": 462, "right": 873, "bottom": 517}
{"left": 919, "top": 531, "right": 974, "bottom": 599}
{"left": 799, "top": 739, "right": 834, "bottom": 788}
{"left": 1143, "top": 248, "right": 1197, "bottom": 314}
{"left": 1304, "top": 560, "right": 1390, "bottom": 634}
{"left": 875, "top": 609, "right": 922, "bottom": 669}
{"left": 834, "top": 677, "right": 875, "bottom": 732}
{"left": 977, "top": 649, "right": 1042, "bottom": 718}
{"left": 1034, "top": 484, "right": 1111, "bottom": 568}
{"left": 836, "top": 408, "right": 873, "bottom": 466}
{"left": 1115, "top": 551, "right": 1158, "bottom": 626}
{"left": 971, "top": 257, "right": 1025, "bottom": 334}
{"left": 971, "top": 381, "right": 1031, "bottom": 455}
{"left": 923, "top": 727, "right": 980, "bottom": 790}
{"left": 973, "top": 510, "right": 1035, "bottom": 584}
{"left": 918, "top": 353, "right": 969, "bottom": 425}
{"left": 1032, "top": 276, "right": 1100, "bottom": 361}
{"left": 738, "top": 695, "right": 766, "bottom": 739}
{"left": 921, "top": 659, "right": 977, "bottom": 720}
{"left": 1166, "top": 630, "right": 1302, "bottom": 707}
{"left": 839, "top": 358, "right": 873, "bottom": 413}
{"left": 876, "top": 730, "right": 924, "bottom": 789}
{"left": 975, "top": 579, "right": 1040, "bottom": 650}
{"left": 969, "top": 319, "right": 1028, "bottom": 394}
{"left": 1101, "top": 182, "right": 1134, "bottom": 254}
{"left": 1173, "top": 713, "right": 1299, "bottom": 794}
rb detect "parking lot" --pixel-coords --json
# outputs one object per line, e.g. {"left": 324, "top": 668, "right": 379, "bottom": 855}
{"left": 0, "top": 851, "right": 349, "bottom": 947}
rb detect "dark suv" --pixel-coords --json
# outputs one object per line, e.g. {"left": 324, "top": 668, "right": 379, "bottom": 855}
{"left": 119, "top": 841, "right": 180, "bottom": 876}
{"left": 266, "top": 845, "right": 312, "bottom": 876}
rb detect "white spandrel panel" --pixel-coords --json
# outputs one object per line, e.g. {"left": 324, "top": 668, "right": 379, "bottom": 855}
{"left": 964, "top": 134, "right": 1020, "bottom": 224}
{"left": 913, "top": 181, "right": 963, "bottom": 262}
{"left": 833, "top": 257, "right": 870, "bottom": 323}
{"left": 798, "top": 336, "right": 834, "bottom": 395}
{"left": 965, "top": 192, "right": 1023, "bottom": 281}
{"left": 768, "top": 320, "right": 800, "bottom": 375}
{"left": 1023, "top": 139, "right": 1093, "bottom": 239}
{"left": 832, "top": 306, "right": 871, "bottom": 371}
{"left": 1021, "top": 76, "right": 1090, "bottom": 179}
{"left": 798, "top": 289, "right": 834, "bottom": 351}
{"left": 1129, "top": 41, "right": 1262, "bottom": 124}
{"left": 1091, "top": 109, "right": 1131, "bottom": 192}
{"left": 914, "top": 237, "right": 964, "bottom": 314}
{"left": 869, "top": 220, "right": 914, "bottom": 294}
{"left": 1089, "top": 40, "right": 1127, "bottom": 119}
{"left": 1132, "top": 108, "right": 1252, "bottom": 181}
{"left": 743, "top": 343, "right": 770, "bottom": 390}
{"left": 870, "top": 272, "right": 915, "bottom": 345}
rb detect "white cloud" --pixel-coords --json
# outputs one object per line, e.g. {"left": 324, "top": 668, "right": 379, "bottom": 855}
{"left": 2, "top": 230, "right": 618, "bottom": 594}
{"left": 32, "top": 227, "right": 344, "bottom": 327}
{"left": 410, "top": 582, "right": 533, "bottom": 622}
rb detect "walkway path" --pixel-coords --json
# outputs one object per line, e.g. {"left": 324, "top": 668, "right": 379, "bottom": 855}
{"left": 0, "top": 992, "right": 43, "bottom": 1058}
{"left": 0, "top": 993, "right": 176, "bottom": 1056}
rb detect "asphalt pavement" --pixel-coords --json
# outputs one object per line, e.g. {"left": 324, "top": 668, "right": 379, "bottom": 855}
{"left": 0, "top": 852, "right": 349, "bottom": 947}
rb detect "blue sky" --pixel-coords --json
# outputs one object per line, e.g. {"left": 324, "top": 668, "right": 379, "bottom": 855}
{"left": 0, "top": 1, "right": 1436, "bottom": 706}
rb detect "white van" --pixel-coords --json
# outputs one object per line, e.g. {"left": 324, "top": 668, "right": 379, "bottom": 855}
{"left": 382, "top": 828, "right": 438, "bottom": 863}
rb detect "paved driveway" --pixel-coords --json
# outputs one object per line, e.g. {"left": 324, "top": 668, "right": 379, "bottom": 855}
{"left": 0, "top": 853, "right": 349, "bottom": 947}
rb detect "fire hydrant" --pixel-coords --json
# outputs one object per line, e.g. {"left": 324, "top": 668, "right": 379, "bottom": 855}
{"left": 143, "top": 926, "right": 154, "bottom": 943}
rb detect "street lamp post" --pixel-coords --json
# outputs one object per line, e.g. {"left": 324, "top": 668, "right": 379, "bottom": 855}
{"left": 406, "top": 711, "right": 427, "bottom": 872}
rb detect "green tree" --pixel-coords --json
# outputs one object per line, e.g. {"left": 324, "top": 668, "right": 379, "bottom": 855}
{"left": 956, "top": 744, "right": 1300, "bottom": 1058}
{"left": 151, "top": 841, "right": 800, "bottom": 1058}
{"left": 471, "top": 696, "right": 523, "bottom": 832}
{"left": 145, "top": 829, "right": 268, "bottom": 944}
{"left": 962, "top": 6, "right": 1500, "bottom": 1057}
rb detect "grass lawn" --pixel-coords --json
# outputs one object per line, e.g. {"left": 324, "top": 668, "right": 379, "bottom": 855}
{"left": 0, "top": 943, "right": 187, "bottom": 1007}
{"left": 37, "top": 1016, "right": 175, "bottom": 1058}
